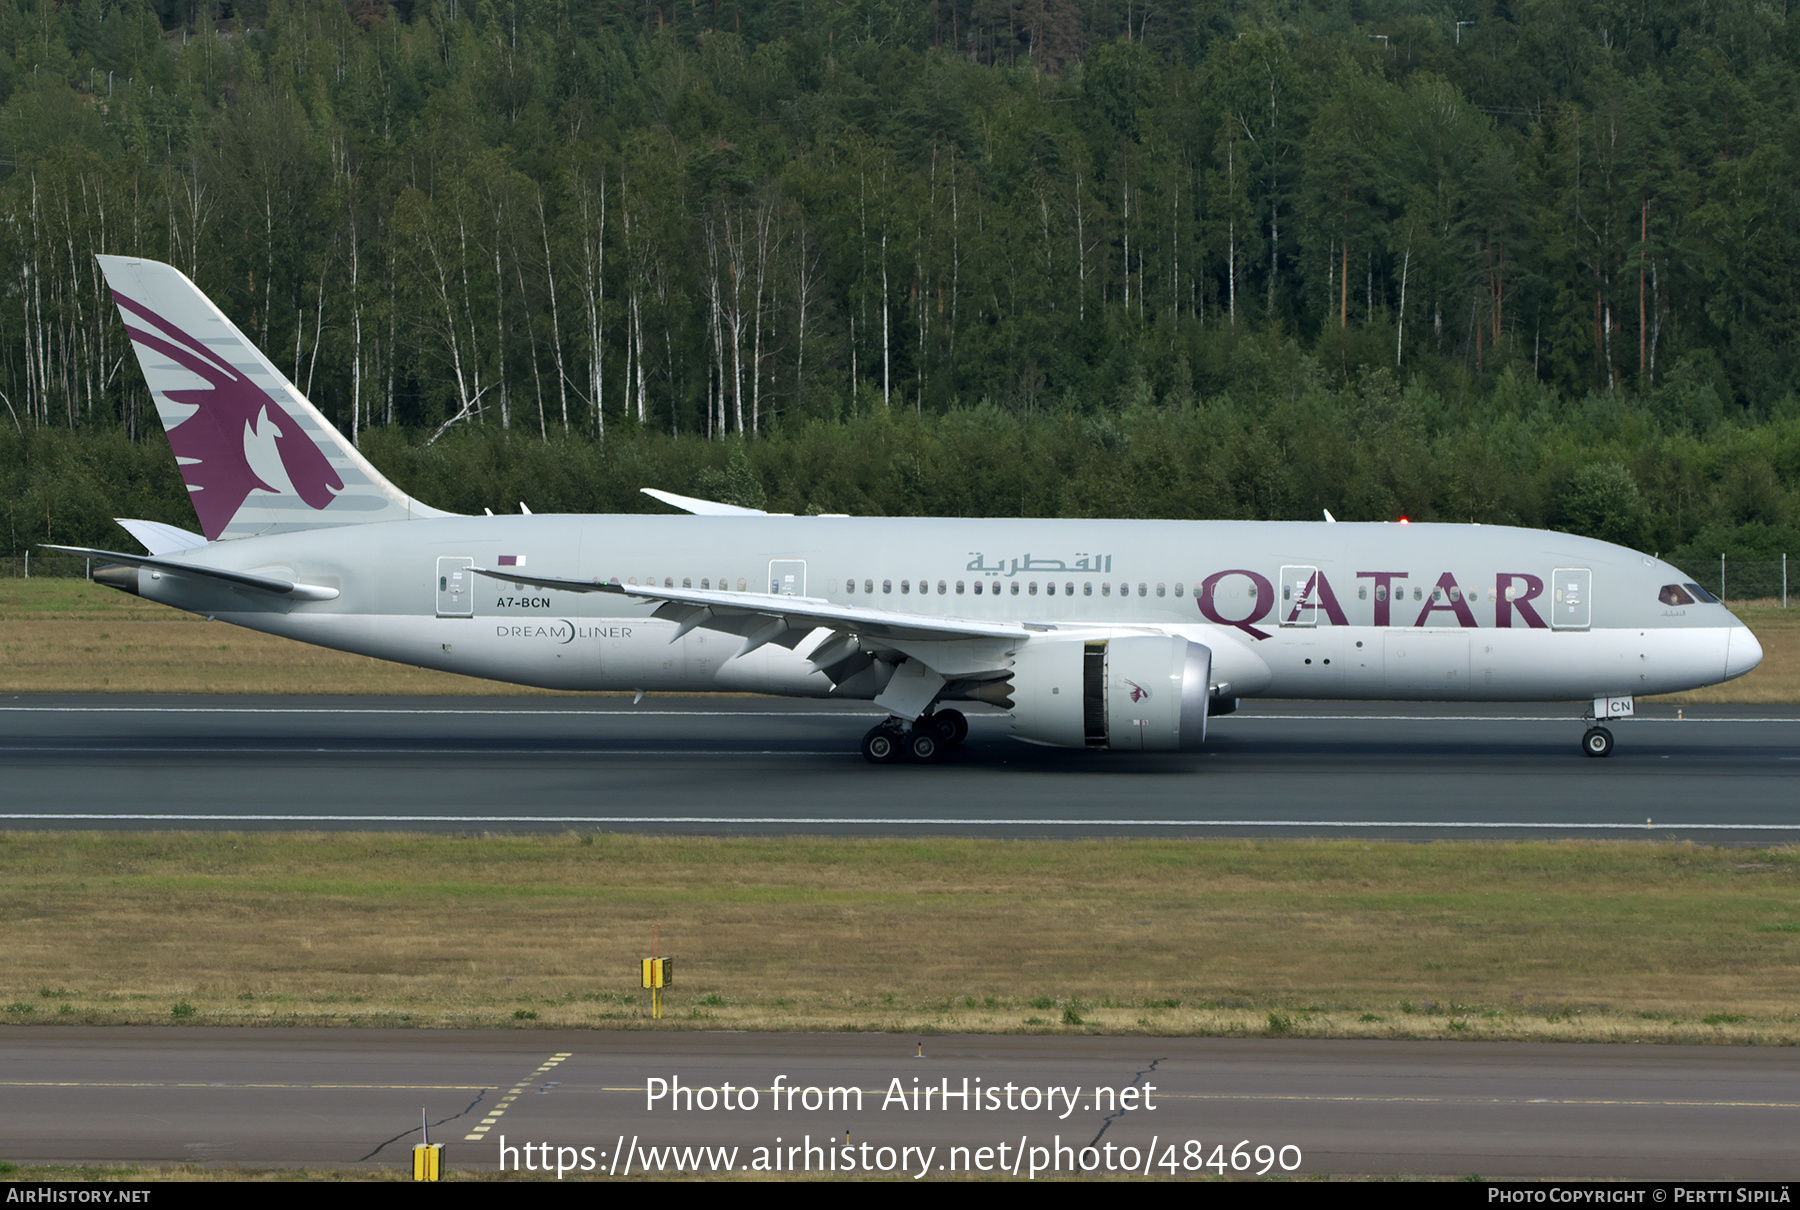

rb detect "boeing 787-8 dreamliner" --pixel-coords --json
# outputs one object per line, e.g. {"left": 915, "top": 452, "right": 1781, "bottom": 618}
{"left": 47, "top": 256, "right": 1762, "bottom": 763}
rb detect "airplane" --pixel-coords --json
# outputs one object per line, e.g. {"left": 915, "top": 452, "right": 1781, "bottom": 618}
{"left": 45, "top": 256, "right": 1763, "bottom": 764}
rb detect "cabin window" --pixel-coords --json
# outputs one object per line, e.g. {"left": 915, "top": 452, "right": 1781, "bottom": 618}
{"left": 1433, "top": 588, "right": 1443, "bottom": 603}
{"left": 1064, "top": 582, "right": 1074, "bottom": 596}
{"left": 1659, "top": 584, "right": 1695, "bottom": 606}
{"left": 1156, "top": 583, "right": 1166, "bottom": 597}
{"left": 1011, "top": 581, "right": 1021, "bottom": 595}
{"left": 973, "top": 581, "right": 983, "bottom": 595}
{"left": 938, "top": 580, "right": 947, "bottom": 594}
{"left": 1138, "top": 582, "right": 1147, "bottom": 597}
{"left": 737, "top": 578, "right": 746, "bottom": 591}
{"left": 1174, "top": 582, "right": 1184, "bottom": 597}
{"left": 863, "top": 580, "right": 873, "bottom": 594}
{"left": 901, "top": 580, "right": 911, "bottom": 594}
{"left": 1358, "top": 585, "right": 1367, "bottom": 600}
{"left": 1247, "top": 583, "right": 1258, "bottom": 599}
{"left": 1028, "top": 582, "right": 1038, "bottom": 596}
{"left": 1101, "top": 583, "right": 1112, "bottom": 597}
{"left": 1046, "top": 582, "right": 1056, "bottom": 596}
{"left": 1084, "top": 582, "right": 1094, "bottom": 596}
{"left": 1375, "top": 585, "right": 1386, "bottom": 601}
{"left": 1448, "top": 586, "right": 1461, "bottom": 602}
{"left": 844, "top": 579, "right": 854, "bottom": 594}
{"left": 1504, "top": 584, "right": 1517, "bottom": 601}
{"left": 956, "top": 581, "right": 965, "bottom": 594}
{"left": 1412, "top": 587, "right": 1422, "bottom": 601}
{"left": 683, "top": 578, "right": 692, "bottom": 588}
{"left": 883, "top": 579, "right": 892, "bottom": 593}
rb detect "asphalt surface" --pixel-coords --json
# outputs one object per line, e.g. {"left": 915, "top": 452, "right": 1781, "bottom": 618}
{"left": 1, "top": 695, "right": 1797, "bottom": 838}
{"left": 5, "top": 1027, "right": 1798, "bottom": 1178}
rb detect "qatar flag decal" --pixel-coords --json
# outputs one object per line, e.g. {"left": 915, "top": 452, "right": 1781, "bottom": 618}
{"left": 497, "top": 555, "right": 528, "bottom": 567}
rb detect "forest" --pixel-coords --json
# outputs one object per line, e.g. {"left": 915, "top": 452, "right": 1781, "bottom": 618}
{"left": 0, "top": 0, "right": 1797, "bottom": 585}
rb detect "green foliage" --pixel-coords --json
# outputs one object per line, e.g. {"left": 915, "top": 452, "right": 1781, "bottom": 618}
{"left": 0, "top": 3, "right": 1797, "bottom": 562}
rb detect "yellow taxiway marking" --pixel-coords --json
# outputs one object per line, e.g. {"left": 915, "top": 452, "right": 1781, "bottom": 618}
{"left": 464, "top": 1052, "right": 571, "bottom": 1141}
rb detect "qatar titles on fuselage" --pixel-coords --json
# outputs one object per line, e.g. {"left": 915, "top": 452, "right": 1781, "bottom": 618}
{"left": 51, "top": 256, "right": 1762, "bottom": 762}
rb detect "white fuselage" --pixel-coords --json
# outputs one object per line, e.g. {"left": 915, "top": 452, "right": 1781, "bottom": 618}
{"left": 128, "top": 514, "right": 1759, "bottom": 706}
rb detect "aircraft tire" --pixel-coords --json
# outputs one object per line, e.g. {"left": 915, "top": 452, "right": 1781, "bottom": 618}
{"left": 928, "top": 709, "right": 969, "bottom": 747}
{"left": 862, "top": 725, "right": 904, "bottom": 765}
{"left": 906, "top": 728, "right": 946, "bottom": 764}
{"left": 1582, "top": 726, "right": 1615, "bottom": 758}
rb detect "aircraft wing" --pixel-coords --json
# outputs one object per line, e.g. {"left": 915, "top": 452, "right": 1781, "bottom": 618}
{"left": 474, "top": 567, "right": 1044, "bottom": 645}
{"left": 473, "top": 567, "right": 1050, "bottom": 715}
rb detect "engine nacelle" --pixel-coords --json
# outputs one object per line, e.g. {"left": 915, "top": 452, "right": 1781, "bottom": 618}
{"left": 1005, "top": 635, "right": 1211, "bottom": 751}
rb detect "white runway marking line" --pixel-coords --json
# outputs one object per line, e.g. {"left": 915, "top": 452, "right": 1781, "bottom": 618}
{"left": 0, "top": 747, "right": 848, "bottom": 757}
{"left": 8, "top": 814, "right": 1800, "bottom": 830}
{"left": 465, "top": 1052, "right": 570, "bottom": 1143}
{"left": 0, "top": 706, "right": 890, "bottom": 717}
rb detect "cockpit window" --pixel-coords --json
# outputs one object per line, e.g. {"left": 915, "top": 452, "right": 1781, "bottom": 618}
{"left": 1684, "top": 582, "right": 1719, "bottom": 604}
{"left": 1659, "top": 584, "right": 1695, "bottom": 607}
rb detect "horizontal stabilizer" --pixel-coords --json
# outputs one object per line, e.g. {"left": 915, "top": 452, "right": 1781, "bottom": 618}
{"left": 41, "top": 545, "right": 339, "bottom": 601}
{"left": 115, "top": 518, "right": 208, "bottom": 556}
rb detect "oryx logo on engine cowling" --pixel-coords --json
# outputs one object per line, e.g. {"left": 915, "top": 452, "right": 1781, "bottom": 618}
{"left": 1125, "top": 679, "right": 1150, "bottom": 703}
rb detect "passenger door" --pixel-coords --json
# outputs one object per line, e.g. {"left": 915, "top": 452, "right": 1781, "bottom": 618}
{"left": 1551, "top": 567, "right": 1592, "bottom": 630}
{"left": 435, "top": 556, "right": 474, "bottom": 617}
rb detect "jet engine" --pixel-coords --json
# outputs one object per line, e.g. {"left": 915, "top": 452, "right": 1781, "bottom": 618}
{"left": 999, "top": 634, "right": 1211, "bottom": 751}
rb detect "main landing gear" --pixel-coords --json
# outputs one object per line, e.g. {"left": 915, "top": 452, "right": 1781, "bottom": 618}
{"left": 861, "top": 708, "right": 969, "bottom": 765}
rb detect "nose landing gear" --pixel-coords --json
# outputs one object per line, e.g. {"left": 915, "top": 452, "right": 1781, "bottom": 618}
{"left": 1580, "top": 695, "right": 1632, "bottom": 758}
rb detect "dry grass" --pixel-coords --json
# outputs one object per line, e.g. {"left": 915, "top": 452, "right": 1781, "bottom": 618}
{"left": 1648, "top": 604, "right": 1800, "bottom": 703}
{"left": 6, "top": 833, "right": 1800, "bottom": 1044}
{"left": 0, "top": 579, "right": 555, "bottom": 695}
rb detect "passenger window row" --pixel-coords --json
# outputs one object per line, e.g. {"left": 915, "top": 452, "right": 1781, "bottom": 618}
{"left": 839, "top": 579, "right": 1183, "bottom": 599}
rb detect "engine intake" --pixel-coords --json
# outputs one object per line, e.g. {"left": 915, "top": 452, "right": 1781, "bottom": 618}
{"left": 1005, "top": 635, "right": 1211, "bottom": 751}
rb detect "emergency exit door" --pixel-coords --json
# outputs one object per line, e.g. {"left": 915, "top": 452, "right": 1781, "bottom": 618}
{"left": 1280, "top": 565, "right": 1319, "bottom": 627}
{"left": 769, "top": 560, "right": 806, "bottom": 597}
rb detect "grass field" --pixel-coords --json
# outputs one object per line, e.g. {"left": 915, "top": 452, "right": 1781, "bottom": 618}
{"left": 1, "top": 578, "right": 1796, "bottom": 700}
{"left": 5, "top": 833, "right": 1800, "bottom": 1044}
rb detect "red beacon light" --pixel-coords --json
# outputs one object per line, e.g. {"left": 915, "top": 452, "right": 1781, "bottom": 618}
{"left": 1398, "top": 516, "right": 1410, "bottom": 525}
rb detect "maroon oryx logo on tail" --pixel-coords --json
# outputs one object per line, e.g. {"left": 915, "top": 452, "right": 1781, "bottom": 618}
{"left": 1125, "top": 679, "right": 1150, "bottom": 703}
{"left": 113, "top": 291, "right": 342, "bottom": 539}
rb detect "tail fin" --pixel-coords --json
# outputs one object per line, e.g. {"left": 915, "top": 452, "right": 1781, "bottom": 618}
{"left": 96, "top": 255, "right": 452, "bottom": 541}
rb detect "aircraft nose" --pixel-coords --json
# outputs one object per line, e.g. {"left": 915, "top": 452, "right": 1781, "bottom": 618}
{"left": 1724, "top": 627, "right": 1764, "bottom": 681}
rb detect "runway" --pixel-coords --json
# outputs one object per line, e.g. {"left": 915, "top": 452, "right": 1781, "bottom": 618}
{"left": 2, "top": 695, "right": 1798, "bottom": 839}
{"left": 5, "top": 1027, "right": 1797, "bottom": 1178}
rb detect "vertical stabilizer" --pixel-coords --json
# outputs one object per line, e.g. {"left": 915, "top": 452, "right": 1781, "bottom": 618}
{"left": 96, "top": 255, "right": 453, "bottom": 541}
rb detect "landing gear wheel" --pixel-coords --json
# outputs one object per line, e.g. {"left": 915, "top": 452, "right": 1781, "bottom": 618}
{"left": 906, "top": 728, "right": 946, "bottom": 764}
{"left": 1582, "top": 726, "right": 1615, "bottom": 758}
{"left": 861, "top": 724, "right": 904, "bottom": 764}
{"left": 927, "top": 709, "right": 969, "bottom": 747}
